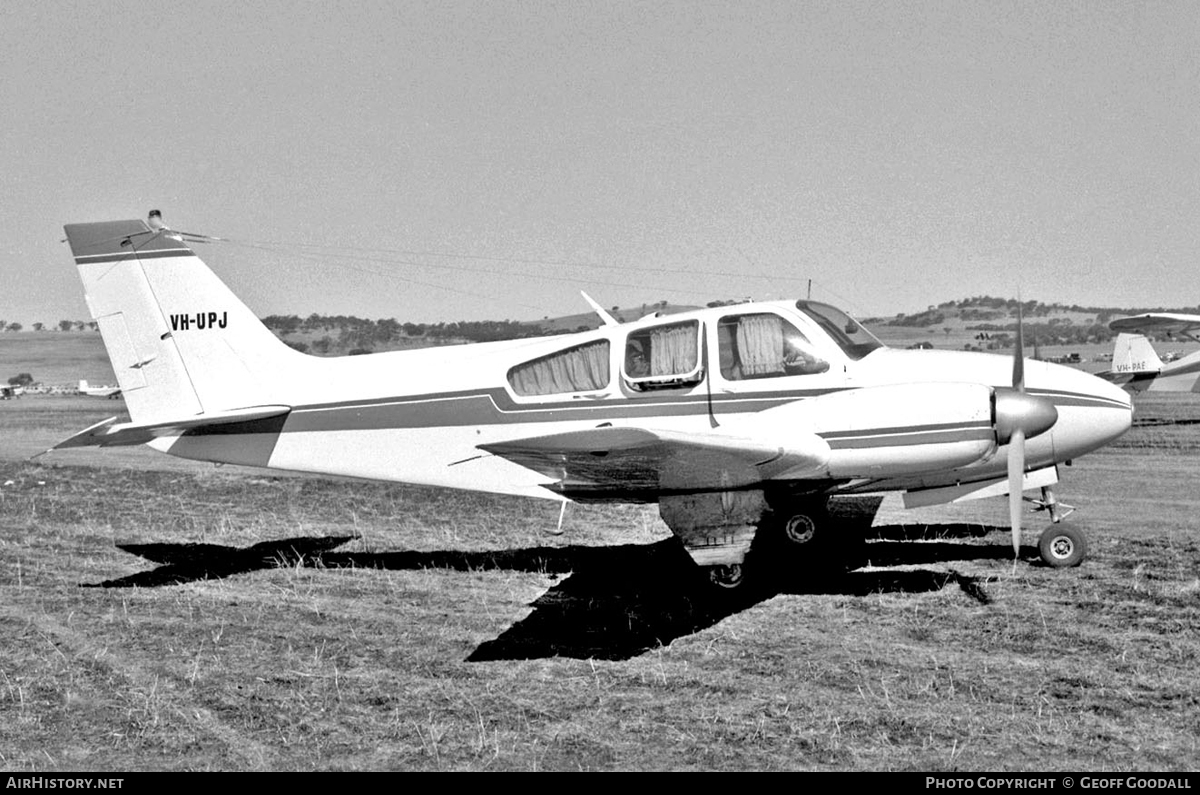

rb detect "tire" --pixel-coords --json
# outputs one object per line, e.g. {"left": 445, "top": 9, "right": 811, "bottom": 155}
{"left": 707, "top": 563, "right": 745, "bottom": 590}
{"left": 782, "top": 512, "right": 818, "bottom": 546}
{"left": 763, "top": 501, "right": 863, "bottom": 575}
{"left": 1038, "top": 525, "right": 1087, "bottom": 568}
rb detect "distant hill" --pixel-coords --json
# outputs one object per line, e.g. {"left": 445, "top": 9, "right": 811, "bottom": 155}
{"left": 528, "top": 301, "right": 702, "bottom": 334}
{"left": 14, "top": 296, "right": 1195, "bottom": 365}
{"left": 261, "top": 302, "right": 704, "bottom": 356}
{"left": 260, "top": 295, "right": 1200, "bottom": 358}
{"left": 865, "top": 296, "right": 1200, "bottom": 353}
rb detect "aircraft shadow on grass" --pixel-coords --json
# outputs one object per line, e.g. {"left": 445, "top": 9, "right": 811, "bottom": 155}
{"left": 84, "top": 512, "right": 1023, "bottom": 662}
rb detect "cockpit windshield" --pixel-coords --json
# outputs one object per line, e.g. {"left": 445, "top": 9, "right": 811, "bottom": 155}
{"left": 794, "top": 300, "right": 885, "bottom": 361}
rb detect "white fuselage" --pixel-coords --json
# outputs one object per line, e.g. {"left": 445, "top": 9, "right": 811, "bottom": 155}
{"left": 153, "top": 300, "right": 1132, "bottom": 503}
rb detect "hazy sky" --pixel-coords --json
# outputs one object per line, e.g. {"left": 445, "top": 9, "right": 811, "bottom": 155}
{"left": 2, "top": 1, "right": 1198, "bottom": 325}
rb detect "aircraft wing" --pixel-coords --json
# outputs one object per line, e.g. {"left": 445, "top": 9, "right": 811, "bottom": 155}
{"left": 478, "top": 425, "right": 831, "bottom": 496}
{"left": 1108, "top": 313, "right": 1200, "bottom": 335}
{"left": 52, "top": 405, "right": 291, "bottom": 449}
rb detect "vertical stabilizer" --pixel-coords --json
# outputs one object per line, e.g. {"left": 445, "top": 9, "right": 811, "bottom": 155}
{"left": 1111, "top": 333, "right": 1163, "bottom": 376}
{"left": 63, "top": 220, "right": 304, "bottom": 423}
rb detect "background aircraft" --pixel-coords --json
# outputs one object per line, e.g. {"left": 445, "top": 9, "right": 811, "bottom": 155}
{"left": 1102, "top": 314, "right": 1200, "bottom": 393}
{"left": 55, "top": 218, "right": 1132, "bottom": 587}
{"left": 77, "top": 379, "right": 122, "bottom": 399}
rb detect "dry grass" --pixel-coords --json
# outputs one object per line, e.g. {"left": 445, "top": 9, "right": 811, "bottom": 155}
{"left": 0, "top": 395, "right": 1199, "bottom": 770}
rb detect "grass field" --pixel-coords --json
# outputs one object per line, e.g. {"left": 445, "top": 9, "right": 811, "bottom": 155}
{"left": 0, "top": 332, "right": 115, "bottom": 387}
{"left": 1, "top": 390, "right": 1199, "bottom": 771}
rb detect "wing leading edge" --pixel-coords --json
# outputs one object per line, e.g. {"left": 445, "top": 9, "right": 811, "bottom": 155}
{"left": 478, "top": 425, "right": 831, "bottom": 497}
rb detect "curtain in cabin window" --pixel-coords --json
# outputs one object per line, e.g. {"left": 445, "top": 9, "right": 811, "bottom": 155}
{"left": 736, "top": 314, "right": 785, "bottom": 376}
{"left": 649, "top": 324, "right": 698, "bottom": 376}
{"left": 509, "top": 341, "right": 610, "bottom": 396}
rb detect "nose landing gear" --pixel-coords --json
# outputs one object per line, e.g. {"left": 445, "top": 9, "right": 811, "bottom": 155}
{"left": 1029, "top": 486, "right": 1087, "bottom": 568}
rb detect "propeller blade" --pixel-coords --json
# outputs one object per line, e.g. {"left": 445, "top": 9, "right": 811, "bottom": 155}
{"left": 1008, "top": 427, "right": 1026, "bottom": 563}
{"left": 1012, "top": 301, "right": 1025, "bottom": 392}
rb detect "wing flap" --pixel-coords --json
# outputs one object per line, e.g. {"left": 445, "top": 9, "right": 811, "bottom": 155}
{"left": 53, "top": 405, "right": 292, "bottom": 449}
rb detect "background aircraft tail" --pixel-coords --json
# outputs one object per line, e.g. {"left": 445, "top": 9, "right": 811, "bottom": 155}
{"left": 63, "top": 220, "right": 304, "bottom": 423}
{"left": 1111, "top": 333, "right": 1163, "bottom": 376}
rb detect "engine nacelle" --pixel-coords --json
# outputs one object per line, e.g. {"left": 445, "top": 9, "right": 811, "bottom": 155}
{"left": 759, "top": 383, "right": 999, "bottom": 479}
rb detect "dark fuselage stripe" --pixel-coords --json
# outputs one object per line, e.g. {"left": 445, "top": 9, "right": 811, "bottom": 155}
{"left": 280, "top": 382, "right": 1120, "bottom": 435}
{"left": 825, "top": 427, "right": 994, "bottom": 449}
{"left": 1025, "top": 388, "right": 1129, "bottom": 410}
{"left": 821, "top": 420, "right": 989, "bottom": 439}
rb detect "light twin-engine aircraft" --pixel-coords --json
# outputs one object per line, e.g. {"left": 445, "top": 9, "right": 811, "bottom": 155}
{"left": 1102, "top": 313, "right": 1200, "bottom": 393}
{"left": 56, "top": 219, "right": 1133, "bottom": 587}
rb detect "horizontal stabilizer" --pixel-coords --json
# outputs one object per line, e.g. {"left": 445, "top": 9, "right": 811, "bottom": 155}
{"left": 53, "top": 405, "right": 291, "bottom": 450}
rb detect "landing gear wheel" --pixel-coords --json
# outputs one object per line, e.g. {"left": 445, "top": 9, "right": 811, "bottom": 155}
{"left": 783, "top": 513, "right": 818, "bottom": 546}
{"left": 707, "top": 563, "right": 745, "bottom": 590}
{"left": 1038, "top": 525, "right": 1087, "bottom": 568}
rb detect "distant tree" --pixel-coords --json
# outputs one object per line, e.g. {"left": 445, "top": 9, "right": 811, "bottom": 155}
{"left": 6, "top": 323, "right": 21, "bottom": 332}
{"left": 73, "top": 321, "right": 86, "bottom": 331}
{"left": 374, "top": 318, "right": 401, "bottom": 344}
{"left": 284, "top": 340, "right": 309, "bottom": 353}
{"left": 263, "top": 314, "right": 303, "bottom": 335}
{"left": 32, "top": 322, "right": 44, "bottom": 332}
{"left": 311, "top": 336, "right": 332, "bottom": 355}
{"left": 943, "top": 327, "right": 952, "bottom": 336}
{"left": 8, "top": 373, "right": 33, "bottom": 387}
{"left": 58, "top": 319, "right": 73, "bottom": 332}
{"left": 0, "top": 320, "right": 6, "bottom": 332}
{"left": 86, "top": 321, "right": 98, "bottom": 331}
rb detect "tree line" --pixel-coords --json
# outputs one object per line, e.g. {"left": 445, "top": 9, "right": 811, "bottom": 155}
{"left": 261, "top": 313, "right": 547, "bottom": 352}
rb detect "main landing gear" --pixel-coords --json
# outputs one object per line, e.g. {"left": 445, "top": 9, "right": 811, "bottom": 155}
{"left": 661, "top": 493, "right": 857, "bottom": 592}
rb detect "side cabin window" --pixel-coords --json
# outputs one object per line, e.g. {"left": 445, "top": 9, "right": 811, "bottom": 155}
{"left": 508, "top": 340, "right": 610, "bottom": 396}
{"left": 624, "top": 320, "right": 703, "bottom": 390}
{"left": 717, "top": 312, "right": 829, "bottom": 381}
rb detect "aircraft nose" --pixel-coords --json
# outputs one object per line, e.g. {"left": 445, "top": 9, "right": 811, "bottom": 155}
{"left": 1048, "top": 370, "right": 1133, "bottom": 459}
{"left": 1093, "top": 380, "right": 1134, "bottom": 443}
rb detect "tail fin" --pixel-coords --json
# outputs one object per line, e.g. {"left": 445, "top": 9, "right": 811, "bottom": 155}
{"left": 1111, "top": 333, "right": 1163, "bottom": 376}
{"left": 63, "top": 220, "right": 302, "bottom": 423}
